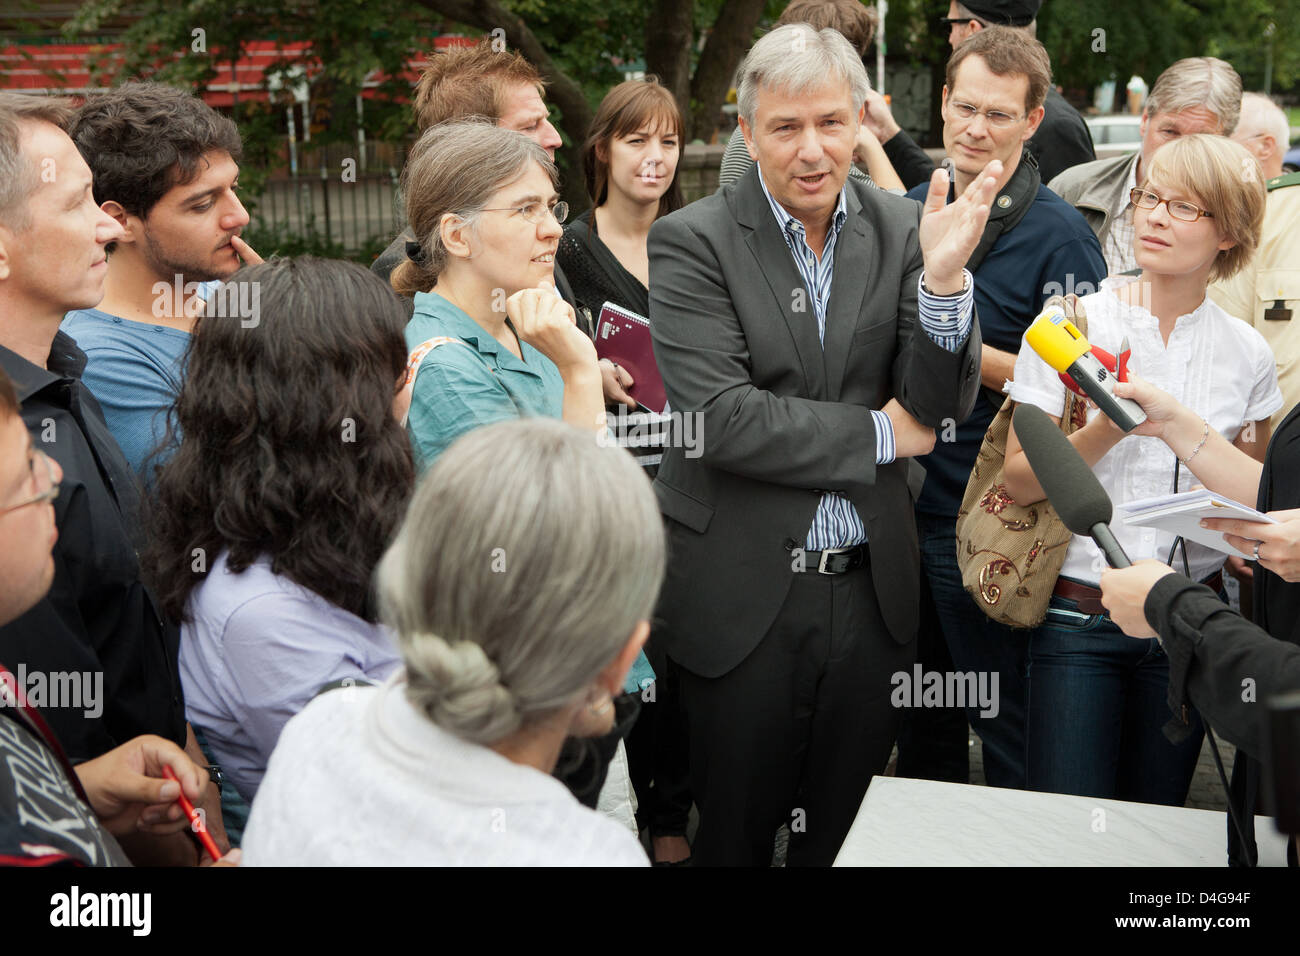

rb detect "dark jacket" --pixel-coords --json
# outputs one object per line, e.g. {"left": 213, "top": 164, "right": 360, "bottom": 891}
{"left": 1150, "top": 400, "right": 1300, "bottom": 866}
{"left": 648, "top": 166, "right": 981, "bottom": 676}
{"left": 0, "top": 334, "right": 185, "bottom": 762}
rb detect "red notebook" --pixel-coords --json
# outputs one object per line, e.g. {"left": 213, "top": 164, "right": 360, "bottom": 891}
{"left": 594, "top": 302, "right": 667, "bottom": 413}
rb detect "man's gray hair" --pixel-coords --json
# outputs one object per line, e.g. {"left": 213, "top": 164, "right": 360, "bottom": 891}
{"left": 376, "top": 418, "right": 666, "bottom": 745}
{"left": 1144, "top": 57, "right": 1242, "bottom": 135}
{"left": 736, "top": 23, "right": 870, "bottom": 128}
{"left": 0, "top": 93, "right": 74, "bottom": 231}
{"left": 1236, "top": 92, "right": 1290, "bottom": 151}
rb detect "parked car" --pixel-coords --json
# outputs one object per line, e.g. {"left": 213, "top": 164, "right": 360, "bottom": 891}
{"left": 1085, "top": 114, "right": 1143, "bottom": 160}
{"left": 1283, "top": 143, "right": 1300, "bottom": 174}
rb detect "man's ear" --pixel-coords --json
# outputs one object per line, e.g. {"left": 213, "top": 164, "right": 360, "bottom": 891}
{"left": 101, "top": 200, "right": 136, "bottom": 244}
{"left": 0, "top": 230, "right": 11, "bottom": 282}
{"left": 439, "top": 213, "right": 474, "bottom": 260}
{"left": 739, "top": 115, "right": 758, "bottom": 163}
{"left": 1258, "top": 134, "right": 1278, "bottom": 166}
{"left": 1023, "top": 104, "right": 1046, "bottom": 141}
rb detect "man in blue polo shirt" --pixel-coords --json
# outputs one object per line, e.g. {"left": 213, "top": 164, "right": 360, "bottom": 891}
{"left": 897, "top": 27, "right": 1105, "bottom": 789}
{"left": 61, "top": 83, "right": 260, "bottom": 483}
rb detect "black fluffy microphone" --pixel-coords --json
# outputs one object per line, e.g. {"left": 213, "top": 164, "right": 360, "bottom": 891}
{"left": 1012, "top": 403, "right": 1132, "bottom": 569}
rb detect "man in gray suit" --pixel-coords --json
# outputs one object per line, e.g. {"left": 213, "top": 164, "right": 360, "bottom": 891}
{"left": 648, "top": 22, "right": 996, "bottom": 866}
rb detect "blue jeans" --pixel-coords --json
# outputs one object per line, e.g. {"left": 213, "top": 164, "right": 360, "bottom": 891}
{"left": 916, "top": 513, "right": 1029, "bottom": 789}
{"left": 1025, "top": 591, "right": 1205, "bottom": 805}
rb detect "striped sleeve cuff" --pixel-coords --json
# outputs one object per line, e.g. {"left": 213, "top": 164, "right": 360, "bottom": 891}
{"left": 870, "top": 408, "right": 895, "bottom": 465}
{"left": 917, "top": 269, "right": 974, "bottom": 352}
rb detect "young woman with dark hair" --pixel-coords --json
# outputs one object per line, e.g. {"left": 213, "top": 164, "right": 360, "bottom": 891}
{"left": 557, "top": 77, "right": 684, "bottom": 477}
{"left": 143, "top": 256, "right": 415, "bottom": 804}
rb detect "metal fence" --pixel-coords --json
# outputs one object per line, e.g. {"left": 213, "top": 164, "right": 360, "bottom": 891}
{"left": 248, "top": 140, "right": 410, "bottom": 260}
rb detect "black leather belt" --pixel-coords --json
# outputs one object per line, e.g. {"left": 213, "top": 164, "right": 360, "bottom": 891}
{"left": 803, "top": 544, "right": 868, "bottom": 575}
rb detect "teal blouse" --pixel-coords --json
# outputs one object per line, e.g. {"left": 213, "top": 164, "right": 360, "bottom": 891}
{"left": 403, "top": 291, "right": 653, "bottom": 695}
{"left": 405, "top": 290, "right": 566, "bottom": 471}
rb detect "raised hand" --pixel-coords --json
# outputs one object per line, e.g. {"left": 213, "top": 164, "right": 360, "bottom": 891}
{"left": 918, "top": 160, "right": 1001, "bottom": 293}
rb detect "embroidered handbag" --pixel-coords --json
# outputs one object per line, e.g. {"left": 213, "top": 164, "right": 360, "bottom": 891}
{"left": 954, "top": 301, "right": 1088, "bottom": 628}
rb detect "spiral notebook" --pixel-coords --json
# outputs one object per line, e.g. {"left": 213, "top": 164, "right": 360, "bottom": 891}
{"left": 594, "top": 302, "right": 667, "bottom": 414}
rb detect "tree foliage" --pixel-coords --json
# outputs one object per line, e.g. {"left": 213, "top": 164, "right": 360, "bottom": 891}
{"left": 1039, "top": 0, "right": 1300, "bottom": 103}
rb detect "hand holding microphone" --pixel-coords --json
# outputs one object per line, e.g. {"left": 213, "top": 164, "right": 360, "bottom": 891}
{"left": 1012, "top": 403, "right": 1132, "bottom": 569}
{"left": 1025, "top": 296, "right": 1147, "bottom": 432}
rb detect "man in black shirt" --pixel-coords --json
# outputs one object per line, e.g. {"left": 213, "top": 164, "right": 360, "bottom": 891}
{"left": 0, "top": 93, "right": 226, "bottom": 863}
{"left": 0, "top": 368, "right": 222, "bottom": 867}
{"left": 863, "top": 0, "right": 1095, "bottom": 190}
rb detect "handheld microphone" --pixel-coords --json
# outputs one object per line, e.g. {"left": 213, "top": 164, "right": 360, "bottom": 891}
{"left": 1012, "top": 403, "right": 1132, "bottom": 569}
{"left": 1024, "top": 304, "right": 1147, "bottom": 432}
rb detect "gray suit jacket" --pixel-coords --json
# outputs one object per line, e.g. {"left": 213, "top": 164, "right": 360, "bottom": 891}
{"left": 647, "top": 166, "right": 981, "bottom": 677}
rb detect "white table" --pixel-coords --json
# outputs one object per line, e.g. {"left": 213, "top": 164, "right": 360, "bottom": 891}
{"left": 834, "top": 776, "right": 1291, "bottom": 866}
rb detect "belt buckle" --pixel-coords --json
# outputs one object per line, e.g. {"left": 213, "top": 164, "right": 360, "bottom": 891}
{"left": 817, "top": 546, "right": 853, "bottom": 575}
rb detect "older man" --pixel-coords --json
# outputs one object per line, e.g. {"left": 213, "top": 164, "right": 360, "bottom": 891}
{"left": 1049, "top": 57, "right": 1242, "bottom": 276}
{"left": 1211, "top": 94, "right": 1300, "bottom": 429}
{"left": 649, "top": 23, "right": 994, "bottom": 866}
{"left": 1232, "top": 92, "right": 1290, "bottom": 182}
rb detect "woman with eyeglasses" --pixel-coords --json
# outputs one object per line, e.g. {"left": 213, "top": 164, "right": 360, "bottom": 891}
{"left": 391, "top": 121, "right": 605, "bottom": 469}
{"left": 999, "top": 134, "right": 1283, "bottom": 805}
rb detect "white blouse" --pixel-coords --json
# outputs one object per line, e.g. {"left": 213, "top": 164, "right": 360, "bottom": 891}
{"left": 1007, "top": 276, "right": 1283, "bottom": 587}
{"left": 241, "top": 672, "right": 650, "bottom": 867}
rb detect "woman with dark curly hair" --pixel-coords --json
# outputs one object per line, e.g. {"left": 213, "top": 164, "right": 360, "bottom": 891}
{"left": 143, "top": 256, "right": 415, "bottom": 804}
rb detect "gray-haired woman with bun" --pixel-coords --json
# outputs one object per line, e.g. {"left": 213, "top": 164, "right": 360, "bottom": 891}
{"left": 241, "top": 418, "right": 662, "bottom": 865}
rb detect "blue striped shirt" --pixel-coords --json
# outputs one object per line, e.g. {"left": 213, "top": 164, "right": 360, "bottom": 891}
{"left": 756, "top": 165, "right": 974, "bottom": 550}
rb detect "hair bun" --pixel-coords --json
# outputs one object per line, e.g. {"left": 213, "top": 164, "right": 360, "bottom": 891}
{"left": 401, "top": 631, "right": 522, "bottom": 743}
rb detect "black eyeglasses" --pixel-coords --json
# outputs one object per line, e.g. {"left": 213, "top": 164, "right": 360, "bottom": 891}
{"left": 1129, "top": 187, "right": 1215, "bottom": 222}
{"left": 938, "top": 16, "right": 983, "bottom": 29}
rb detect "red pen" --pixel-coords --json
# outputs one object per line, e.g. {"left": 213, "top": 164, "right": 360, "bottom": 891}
{"left": 163, "top": 765, "right": 222, "bottom": 861}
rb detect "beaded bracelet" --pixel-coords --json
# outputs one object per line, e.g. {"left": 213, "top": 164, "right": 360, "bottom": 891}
{"left": 1179, "top": 418, "right": 1210, "bottom": 465}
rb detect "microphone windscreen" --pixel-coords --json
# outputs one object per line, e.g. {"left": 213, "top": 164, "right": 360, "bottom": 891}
{"left": 1012, "top": 402, "right": 1113, "bottom": 534}
{"left": 1024, "top": 307, "right": 1090, "bottom": 373}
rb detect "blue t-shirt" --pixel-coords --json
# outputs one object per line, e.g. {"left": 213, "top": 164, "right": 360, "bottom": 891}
{"left": 904, "top": 179, "right": 1106, "bottom": 517}
{"left": 60, "top": 309, "right": 190, "bottom": 482}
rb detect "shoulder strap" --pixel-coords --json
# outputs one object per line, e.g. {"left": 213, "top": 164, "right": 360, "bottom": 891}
{"left": 400, "top": 336, "right": 476, "bottom": 428}
{"left": 965, "top": 151, "right": 1042, "bottom": 274}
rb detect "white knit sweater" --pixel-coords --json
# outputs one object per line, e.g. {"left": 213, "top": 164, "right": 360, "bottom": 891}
{"left": 241, "top": 673, "right": 649, "bottom": 866}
